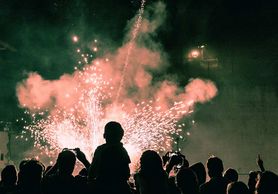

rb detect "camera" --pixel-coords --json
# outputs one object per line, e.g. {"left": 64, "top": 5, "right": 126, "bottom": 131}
{"left": 62, "top": 148, "right": 80, "bottom": 155}
{"left": 169, "top": 152, "right": 179, "bottom": 157}
{"left": 163, "top": 151, "right": 188, "bottom": 169}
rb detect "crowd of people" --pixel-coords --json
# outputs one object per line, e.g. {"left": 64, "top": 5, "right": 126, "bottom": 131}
{"left": 0, "top": 121, "right": 278, "bottom": 194}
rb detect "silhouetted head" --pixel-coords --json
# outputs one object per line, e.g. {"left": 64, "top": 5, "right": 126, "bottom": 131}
{"left": 140, "top": 150, "right": 163, "bottom": 175}
{"left": 176, "top": 168, "right": 199, "bottom": 194}
{"left": 104, "top": 121, "right": 124, "bottom": 143}
{"left": 19, "top": 160, "right": 44, "bottom": 187}
{"left": 19, "top": 160, "right": 29, "bottom": 171}
{"left": 1, "top": 165, "right": 17, "bottom": 186}
{"left": 224, "top": 168, "right": 238, "bottom": 183}
{"left": 17, "top": 160, "right": 29, "bottom": 186}
{"left": 57, "top": 150, "right": 76, "bottom": 175}
{"left": 255, "top": 171, "right": 278, "bottom": 194}
{"left": 190, "top": 162, "right": 206, "bottom": 186}
{"left": 227, "top": 181, "right": 249, "bottom": 194}
{"left": 206, "top": 156, "right": 224, "bottom": 178}
{"left": 248, "top": 171, "right": 260, "bottom": 193}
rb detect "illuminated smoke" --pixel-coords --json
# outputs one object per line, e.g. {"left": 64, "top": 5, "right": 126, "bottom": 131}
{"left": 16, "top": 1, "right": 217, "bottom": 169}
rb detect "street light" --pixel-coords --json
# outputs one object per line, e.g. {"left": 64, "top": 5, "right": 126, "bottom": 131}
{"left": 191, "top": 50, "right": 200, "bottom": 58}
{"left": 187, "top": 44, "right": 218, "bottom": 76}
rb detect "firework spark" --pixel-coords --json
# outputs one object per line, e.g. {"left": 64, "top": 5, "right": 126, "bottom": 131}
{"left": 22, "top": 65, "right": 195, "bottom": 169}
{"left": 16, "top": 1, "right": 218, "bottom": 170}
{"left": 116, "top": 0, "right": 146, "bottom": 102}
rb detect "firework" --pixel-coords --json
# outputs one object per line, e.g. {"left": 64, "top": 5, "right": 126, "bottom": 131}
{"left": 16, "top": 1, "right": 218, "bottom": 171}
{"left": 23, "top": 63, "right": 193, "bottom": 170}
{"left": 18, "top": 45, "right": 217, "bottom": 172}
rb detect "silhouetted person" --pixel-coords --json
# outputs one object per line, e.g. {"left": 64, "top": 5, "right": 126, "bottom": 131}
{"left": 248, "top": 171, "right": 259, "bottom": 194}
{"left": 42, "top": 148, "right": 89, "bottom": 194}
{"left": 17, "top": 159, "right": 44, "bottom": 194}
{"left": 88, "top": 121, "right": 132, "bottom": 194}
{"left": 190, "top": 162, "right": 206, "bottom": 186}
{"left": 200, "top": 156, "right": 228, "bottom": 194}
{"left": 75, "top": 167, "right": 89, "bottom": 194}
{"left": 17, "top": 160, "right": 28, "bottom": 187}
{"left": 42, "top": 150, "right": 76, "bottom": 194}
{"left": 224, "top": 168, "right": 238, "bottom": 184}
{"left": 168, "top": 176, "right": 181, "bottom": 194}
{"left": 134, "top": 150, "right": 169, "bottom": 194}
{"left": 0, "top": 165, "right": 17, "bottom": 194}
{"left": 227, "top": 181, "right": 249, "bottom": 194}
{"left": 176, "top": 168, "right": 199, "bottom": 194}
{"left": 255, "top": 171, "right": 278, "bottom": 194}
{"left": 163, "top": 152, "right": 188, "bottom": 175}
{"left": 163, "top": 151, "right": 188, "bottom": 194}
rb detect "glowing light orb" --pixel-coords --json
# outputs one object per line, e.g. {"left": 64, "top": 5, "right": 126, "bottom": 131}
{"left": 191, "top": 50, "right": 200, "bottom": 58}
{"left": 72, "top": 36, "right": 79, "bottom": 43}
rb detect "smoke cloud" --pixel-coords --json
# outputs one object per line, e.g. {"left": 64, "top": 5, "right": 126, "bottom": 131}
{"left": 15, "top": 1, "right": 218, "bottom": 164}
{"left": 17, "top": 2, "right": 217, "bottom": 114}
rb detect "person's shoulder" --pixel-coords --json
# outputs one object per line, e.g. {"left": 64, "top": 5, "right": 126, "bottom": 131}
{"left": 200, "top": 177, "right": 226, "bottom": 192}
{"left": 121, "top": 146, "right": 131, "bottom": 159}
{"left": 96, "top": 143, "right": 106, "bottom": 149}
{"left": 121, "top": 145, "right": 129, "bottom": 153}
{"left": 211, "top": 176, "right": 227, "bottom": 185}
{"left": 200, "top": 181, "right": 211, "bottom": 193}
{"left": 94, "top": 143, "right": 107, "bottom": 153}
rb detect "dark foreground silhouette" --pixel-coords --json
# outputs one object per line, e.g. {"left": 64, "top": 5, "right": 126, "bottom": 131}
{"left": 1, "top": 121, "right": 278, "bottom": 194}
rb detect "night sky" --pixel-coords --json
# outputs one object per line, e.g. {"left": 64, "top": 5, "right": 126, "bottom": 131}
{"left": 1, "top": 0, "right": 278, "bottom": 173}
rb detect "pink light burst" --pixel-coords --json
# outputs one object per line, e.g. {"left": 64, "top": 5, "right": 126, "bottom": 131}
{"left": 16, "top": 1, "right": 218, "bottom": 171}
{"left": 23, "top": 65, "right": 197, "bottom": 170}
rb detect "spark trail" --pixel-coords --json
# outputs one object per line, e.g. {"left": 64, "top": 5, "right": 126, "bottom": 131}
{"left": 116, "top": 0, "right": 146, "bottom": 102}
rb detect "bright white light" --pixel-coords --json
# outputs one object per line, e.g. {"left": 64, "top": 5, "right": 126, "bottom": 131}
{"left": 72, "top": 36, "right": 79, "bottom": 43}
{"left": 191, "top": 50, "right": 200, "bottom": 58}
